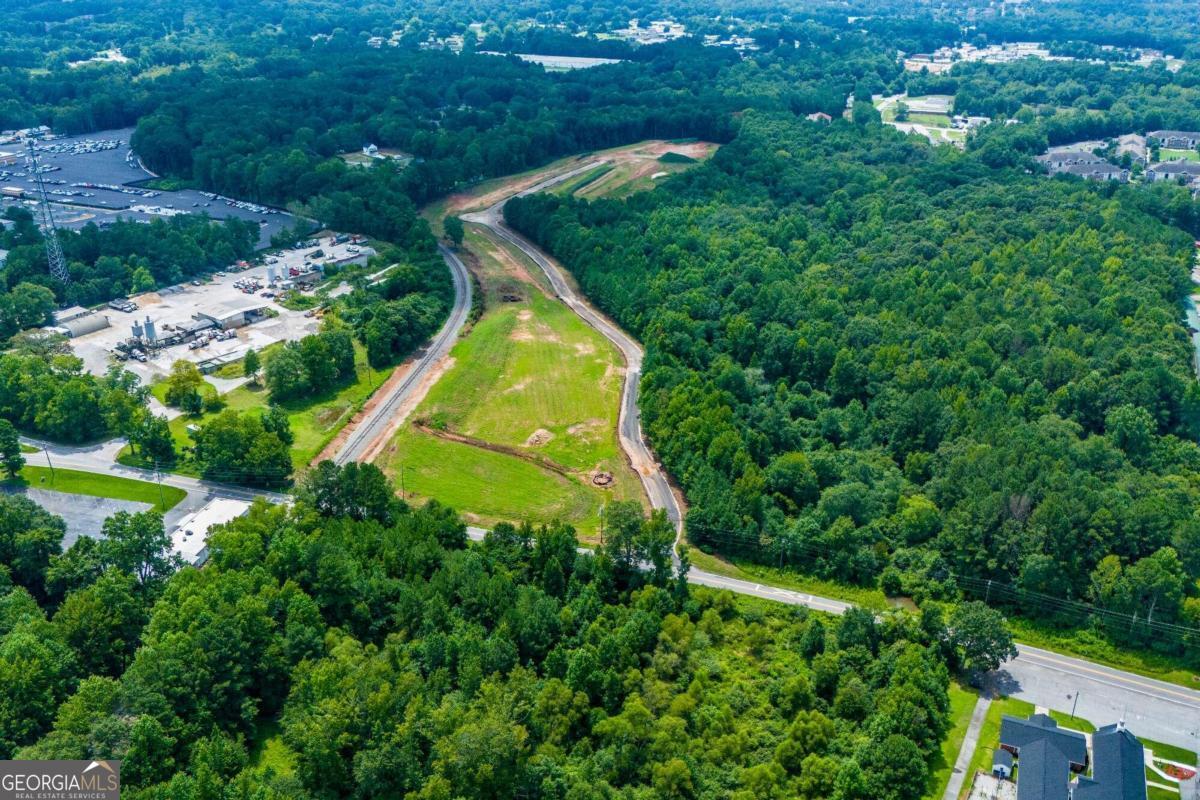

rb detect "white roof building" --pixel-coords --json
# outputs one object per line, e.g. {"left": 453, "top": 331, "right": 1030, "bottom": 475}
{"left": 170, "top": 498, "right": 251, "bottom": 566}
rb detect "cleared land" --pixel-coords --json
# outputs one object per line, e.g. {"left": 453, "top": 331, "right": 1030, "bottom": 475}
{"left": 12, "top": 465, "right": 186, "bottom": 511}
{"left": 376, "top": 223, "right": 644, "bottom": 540}
{"left": 426, "top": 138, "right": 718, "bottom": 224}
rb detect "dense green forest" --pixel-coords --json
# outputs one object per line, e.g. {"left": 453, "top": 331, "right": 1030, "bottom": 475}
{"left": 507, "top": 112, "right": 1200, "bottom": 658}
{"left": 1, "top": 207, "right": 258, "bottom": 307}
{"left": 0, "top": 461, "right": 966, "bottom": 800}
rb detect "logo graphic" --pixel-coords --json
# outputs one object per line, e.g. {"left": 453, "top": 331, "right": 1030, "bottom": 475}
{"left": 0, "top": 759, "right": 120, "bottom": 799}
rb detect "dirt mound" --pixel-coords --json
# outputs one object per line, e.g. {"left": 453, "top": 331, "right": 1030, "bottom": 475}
{"left": 524, "top": 428, "right": 554, "bottom": 447}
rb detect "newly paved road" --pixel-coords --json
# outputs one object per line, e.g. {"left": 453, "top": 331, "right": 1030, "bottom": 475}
{"left": 461, "top": 166, "right": 1200, "bottom": 754}
{"left": 333, "top": 243, "right": 472, "bottom": 464}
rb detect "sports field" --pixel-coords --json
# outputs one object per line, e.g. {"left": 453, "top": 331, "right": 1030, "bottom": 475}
{"left": 377, "top": 224, "right": 644, "bottom": 540}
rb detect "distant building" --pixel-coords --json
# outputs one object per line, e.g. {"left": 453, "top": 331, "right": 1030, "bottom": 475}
{"left": 1146, "top": 161, "right": 1200, "bottom": 183}
{"left": 806, "top": 112, "right": 833, "bottom": 123}
{"left": 1149, "top": 130, "right": 1200, "bottom": 149}
{"left": 362, "top": 143, "right": 379, "bottom": 157}
{"left": 1058, "top": 163, "right": 1130, "bottom": 181}
{"left": 53, "top": 306, "right": 92, "bottom": 325}
{"left": 50, "top": 311, "right": 110, "bottom": 338}
{"left": 366, "top": 36, "right": 384, "bottom": 48}
{"left": 170, "top": 498, "right": 251, "bottom": 567}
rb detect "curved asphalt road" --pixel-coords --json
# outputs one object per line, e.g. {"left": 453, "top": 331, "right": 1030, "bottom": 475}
{"left": 462, "top": 161, "right": 684, "bottom": 546}
{"left": 333, "top": 243, "right": 472, "bottom": 464}
{"left": 462, "top": 164, "right": 1200, "bottom": 753}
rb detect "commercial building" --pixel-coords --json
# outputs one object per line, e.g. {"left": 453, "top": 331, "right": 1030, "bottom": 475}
{"left": 170, "top": 498, "right": 251, "bottom": 567}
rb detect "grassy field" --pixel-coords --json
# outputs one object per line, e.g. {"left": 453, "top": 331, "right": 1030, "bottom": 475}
{"left": 125, "top": 341, "right": 384, "bottom": 473}
{"left": 924, "top": 682, "right": 980, "bottom": 800}
{"left": 376, "top": 224, "right": 643, "bottom": 540}
{"left": 959, "top": 696, "right": 1036, "bottom": 799}
{"left": 1160, "top": 148, "right": 1200, "bottom": 162}
{"left": 12, "top": 465, "right": 186, "bottom": 511}
{"left": 423, "top": 139, "right": 718, "bottom": 229}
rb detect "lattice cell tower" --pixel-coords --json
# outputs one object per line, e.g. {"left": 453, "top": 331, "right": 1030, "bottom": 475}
{"left": 24, "top": 138, "right": 70, "bottom": 285}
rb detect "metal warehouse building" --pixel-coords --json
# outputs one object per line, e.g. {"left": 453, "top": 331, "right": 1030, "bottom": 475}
{"left": 195, "top": 298, "right": 267, "bottom": 329}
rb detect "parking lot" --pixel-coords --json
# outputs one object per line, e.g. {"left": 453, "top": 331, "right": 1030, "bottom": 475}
{"left": 67, "top": 239, "right": 373, "bottom": 382}
{"left": 0, "top": 127, "right": 295, "bottom": 247}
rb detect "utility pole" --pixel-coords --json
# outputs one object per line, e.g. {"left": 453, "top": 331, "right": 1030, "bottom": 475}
{"left": 42, "top": 446, "right": 56, "bottom": 482}
{"left": 153, "top": 460, "right": 166, "bottom": 510}
{"left": 1069, "top": 691, "right": 1079, "bottom": 722}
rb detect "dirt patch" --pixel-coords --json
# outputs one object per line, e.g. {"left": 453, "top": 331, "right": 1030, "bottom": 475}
{"left": 567, "top": 418, "right": 605, "bottom": 442}
{"left": 509, "top": 310, "right": 562, "bottom": 344}
{"left": 524, "top": 428, "right": 554, "bottom": 447}
{"left": 414, "top": 422, "right": 577, "bottom": 480}
{"left": 573, "top": 341, "right": 596, "bottom": 356}
{"left": 442, "top": 140, "right": 717, "bottom": 215}
{"left": 315, "top": 404, "right": 347, "bottom": 430}
{"left": 503, "top": 379, "right": 530, "bottom": 394}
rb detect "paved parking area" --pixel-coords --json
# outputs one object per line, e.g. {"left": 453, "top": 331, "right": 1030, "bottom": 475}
{"left": 0, "top": 127, "right": 293, "bottom": 247}
{"left": 0, "top": 484, "right": 152, "bottom": 548}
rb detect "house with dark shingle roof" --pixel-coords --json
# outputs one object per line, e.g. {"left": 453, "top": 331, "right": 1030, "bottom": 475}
{"left": 997, "top": 715, "right": 1148, "bottom": 800}
{"left": 1072, "top": 724, "right": 1148, "bottom": 800}
{"left": 1000, "top": 714, "right": 1089, "bottom": 771}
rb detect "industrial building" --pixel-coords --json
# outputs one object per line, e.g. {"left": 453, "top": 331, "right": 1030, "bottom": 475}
{"left": 195, "top": 297, "right": 268, "bottom": 329}
{"left": 51, "top": 310, "right": 111, "bottom": 338}
{"left": 170, "top": 498, "right": 251, "bottom": 567}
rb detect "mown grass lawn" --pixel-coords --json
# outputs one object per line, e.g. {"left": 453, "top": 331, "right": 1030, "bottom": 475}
{"left": 381, "top": 425, "right": 600, "bottom": 532}
{"left": 13, "top": 465, "right": 186, "bottom": 511}
{"left": 1160, "top": 148, "right": 1200, "bottom": 162}
{"left": 959, "top": 696, "right": 1036, "bottom": 799}
{"left": 924, "top": 682, "right": 980, "bottom": 800}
